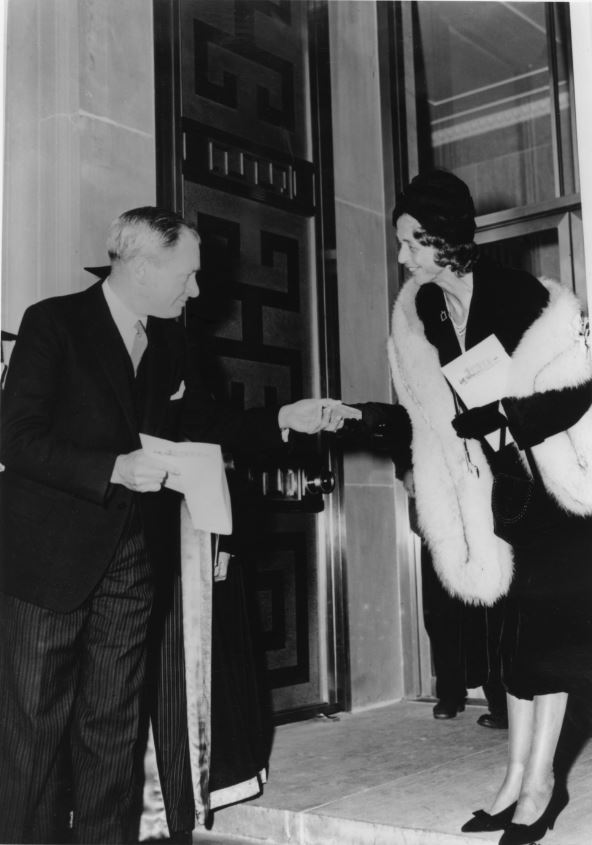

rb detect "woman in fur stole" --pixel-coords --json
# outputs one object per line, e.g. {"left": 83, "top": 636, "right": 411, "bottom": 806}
{"left": 358, "top": 170, "right": 592, "bottom": 845}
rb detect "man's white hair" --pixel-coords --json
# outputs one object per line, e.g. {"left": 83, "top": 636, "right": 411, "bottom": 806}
{"left": 107, "top": 206, "right": 200, "bottom": 264}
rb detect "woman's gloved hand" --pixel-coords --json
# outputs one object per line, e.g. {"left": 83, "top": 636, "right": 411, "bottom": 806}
{"left": 339, "top": 402, "right": 392, "bottom": 436}
{"left": 358, "top": 402, "right": 401, "bottom": 435}
{"left": 452, "top": 402, "right": 507, "bottom": 440}
{"left": 339, "top": 402, "right": 413, "bottom": 473}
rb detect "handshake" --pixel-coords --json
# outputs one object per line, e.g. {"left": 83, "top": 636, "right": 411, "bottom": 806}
{"left": 278, "top": 398, "right": 362, "bottom": 435}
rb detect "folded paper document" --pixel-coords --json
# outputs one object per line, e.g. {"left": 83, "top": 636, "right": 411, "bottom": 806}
{"left": 140, "top": 434, "right": 232, "bottom": 534}
{"left": 441, "top": 334, "right": 514, "bottom": 451}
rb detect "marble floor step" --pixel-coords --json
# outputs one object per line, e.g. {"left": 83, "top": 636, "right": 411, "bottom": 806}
{"left": 196, "top": 831, "right": 272, "bottom": 845}
{"left": 201, "top": 701, "right": 591, "bottom": 845}
{"left": 207, "top": 802, "right": 495, "bottom": 845}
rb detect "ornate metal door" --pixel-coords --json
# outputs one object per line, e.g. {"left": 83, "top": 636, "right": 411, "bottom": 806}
{"left": 154, "top": 0, "right": 348, "bottom": 717}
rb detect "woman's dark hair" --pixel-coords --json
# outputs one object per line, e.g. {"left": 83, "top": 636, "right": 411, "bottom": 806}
{"left": 413, "top": 226, "right": 480, "bottom": 276}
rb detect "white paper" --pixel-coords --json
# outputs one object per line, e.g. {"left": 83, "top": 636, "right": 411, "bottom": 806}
{"left": 169, "top": 380, "right": 185, "bottom": 401}
{"left": 1, "top": 338, "right": 16, "bottom": 370}
{"left": 140, "top": 433, "right": 232, "bottom": 534}
{"left": 441, "top": 334, "right": 514, "bottom": 450}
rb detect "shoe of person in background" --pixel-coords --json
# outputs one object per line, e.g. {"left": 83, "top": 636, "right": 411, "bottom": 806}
{"left": 433, "top": 699, "right": 466, "bottom": 719}
{"left": 477, "top": 711, "right": 508, "bottom": 729}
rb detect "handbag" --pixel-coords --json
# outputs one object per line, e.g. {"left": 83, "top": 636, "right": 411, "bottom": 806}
{"left": 491, "top": 445, "right": 559, "bottom": 547}
{"left": 449, "top": 386, "right": 559, "bottom": 548}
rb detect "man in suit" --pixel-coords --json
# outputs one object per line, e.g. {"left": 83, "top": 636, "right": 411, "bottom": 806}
{"left": 0, "top": 207, "right": 342, "bottom": 844}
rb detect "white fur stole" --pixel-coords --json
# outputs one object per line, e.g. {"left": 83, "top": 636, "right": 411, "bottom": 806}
{"left": 388, "top": 276, "right": 592, "bottom": 605}
{"left": 388, "top": 279, "right": 513, "bottom": 606}
{"left": 507, "top": 278, "right": 592, "bottom": 515}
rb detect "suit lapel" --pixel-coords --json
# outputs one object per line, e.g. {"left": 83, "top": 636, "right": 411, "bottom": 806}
{"left": 81, "top": 283, "right": 139, "bottom": 437}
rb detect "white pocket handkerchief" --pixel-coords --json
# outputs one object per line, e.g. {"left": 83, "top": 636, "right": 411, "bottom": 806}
{"left": 170, "top": 381, "right": 185, "bottom": 401}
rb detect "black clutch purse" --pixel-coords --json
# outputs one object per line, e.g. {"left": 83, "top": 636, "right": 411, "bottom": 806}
{"left": 450, "top": 386, "right": 560, "bottom": 548}
{"left": 491, "top": 447, "right": 559, "bottom": 547}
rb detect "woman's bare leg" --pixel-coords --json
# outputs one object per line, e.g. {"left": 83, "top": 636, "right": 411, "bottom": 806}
{"left": 511, "top": 691, "right": 568, "bottom": 825}
{"left": 488, "top": 693, "right": 534, "bottom": 814}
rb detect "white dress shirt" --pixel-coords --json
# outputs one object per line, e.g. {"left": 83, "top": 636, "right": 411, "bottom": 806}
{"left": 102, "top": 279, "right": 146, "bottom": 357}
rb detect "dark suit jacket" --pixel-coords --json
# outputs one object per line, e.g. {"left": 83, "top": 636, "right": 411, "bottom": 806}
{"left": 0, "top": 281, "right": 283, "bottom": 612}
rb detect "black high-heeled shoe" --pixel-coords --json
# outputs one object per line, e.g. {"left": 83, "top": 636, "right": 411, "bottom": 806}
{"left": 498, "top": 785, "right": 569, "bottom": 845}
{"left": 461, "top": 802, "right": 516, "bottom": 832}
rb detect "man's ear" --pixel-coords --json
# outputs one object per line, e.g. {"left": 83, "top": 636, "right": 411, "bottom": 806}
{"left": 131, "top": 255, "right": 148, "bottom": 286}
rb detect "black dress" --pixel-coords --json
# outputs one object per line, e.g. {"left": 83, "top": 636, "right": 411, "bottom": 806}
{"left": 502, "top": 511, "right": 592, "bottom": 699}
{"left": 416, "top": 257, "right": 592, "bottom": 701}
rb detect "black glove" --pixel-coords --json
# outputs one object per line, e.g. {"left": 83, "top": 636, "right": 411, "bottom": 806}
{"left": 338, "top": 403, "right": 389, "bottom": 436}
{"left": 338, "top": 402, "right": 413, "bottom": 474}
{"left": 451, "top": 402, "right": 507, "bottom": 440}
{"left": 358, "top": 402, "right": 401, "bottom": 435}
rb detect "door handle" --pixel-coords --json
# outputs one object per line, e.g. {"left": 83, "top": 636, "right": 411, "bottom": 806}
{"left": 304, "top": 469, "right": 335, "bottom": 496}
{"left": 250, "top": 466, "right": 335, "bottom": 507}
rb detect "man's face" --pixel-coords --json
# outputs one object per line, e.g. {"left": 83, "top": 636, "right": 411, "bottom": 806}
{"left": 395, "top": 213, "right": 444, "bottom": 286}
{"left": 141, "top": 229, "right": 200, "bottom": 318}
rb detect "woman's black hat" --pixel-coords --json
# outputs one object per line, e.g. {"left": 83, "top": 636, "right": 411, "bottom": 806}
{"left": 393, "top": 169, "right": 476, "bottom": 245}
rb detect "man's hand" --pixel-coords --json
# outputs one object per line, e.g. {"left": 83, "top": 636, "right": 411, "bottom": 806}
{"left": 111, "top": 449, "right": 173, "bottom": 493}
{"left": 320, "top": 401, "right": 363, "bottom": 432}
{"left": 278, "top": 399, "right": 361, "bottom": 435}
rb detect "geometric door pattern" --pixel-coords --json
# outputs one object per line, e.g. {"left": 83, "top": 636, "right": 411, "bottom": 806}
{"left": 174, "top": 0, "right": 325, "bottom": 708}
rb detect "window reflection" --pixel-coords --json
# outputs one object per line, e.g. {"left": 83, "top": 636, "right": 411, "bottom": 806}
{"left": 413, "top": 1, "right": 576, "bottom": 215}
{"left": 480, "top": 229, "right": 560, "bottom": 280}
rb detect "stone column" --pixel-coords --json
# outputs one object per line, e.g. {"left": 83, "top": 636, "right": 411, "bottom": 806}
{"left": 571, "top": 1, "right": 592, "bottom": 310}
{"left": 328, "top": 0, "right": 407, "bottom": 709}
{"left": 2, "top": 0, "right": 156, "bottom": 333}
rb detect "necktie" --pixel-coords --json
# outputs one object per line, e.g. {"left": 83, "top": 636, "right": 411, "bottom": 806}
{"left": 130, "top": 320, "right": 148, "bottom": 374}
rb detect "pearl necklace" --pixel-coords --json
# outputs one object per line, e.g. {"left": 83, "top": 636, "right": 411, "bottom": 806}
{"left": 443, "top": 292, "right": 468, "bottom": 336}
{"left": 449, "top": 311, "right": 468, "bottom": 335}
{"left": 442, "top": 279, "right": 472, "bottom": 348}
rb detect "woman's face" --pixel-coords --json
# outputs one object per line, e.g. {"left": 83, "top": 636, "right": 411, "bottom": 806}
{"left": 395, "top": 213, "right": 445, "bottom": 286}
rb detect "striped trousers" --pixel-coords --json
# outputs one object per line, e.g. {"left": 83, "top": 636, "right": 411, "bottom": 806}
{"left": 0, "top": 526, "right": 153, "bottom": 844}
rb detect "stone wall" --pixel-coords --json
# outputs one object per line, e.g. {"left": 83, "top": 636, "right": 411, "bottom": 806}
{"left": 2, "top": 0, "right": 156, "bottom": 333}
